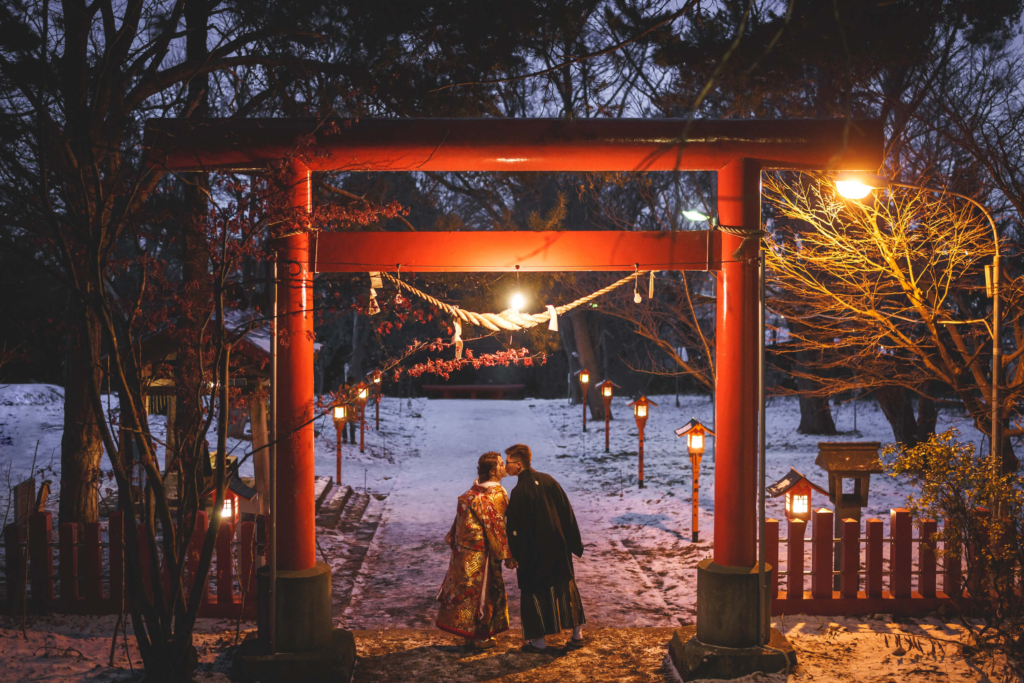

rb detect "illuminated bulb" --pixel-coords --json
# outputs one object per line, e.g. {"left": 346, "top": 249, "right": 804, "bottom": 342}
{"left": 221, "top": 499, "right": 233, "bottom": 518}
{"left": 358, "top": 388, "right": 368, "bottom": 400}
{"left": 333, "top": 406, "right": 346, "bottom": 420}
{"left": 510, "top": 292, "right": 526, "bottom": 311}
{"left": 689, "top": 433, "right": 704, "bottom": 451}
{"left": 789, "top": 493, "right": 809, "bottom": 515}
{"left": 636, "top": 405, "right": 647, "bottom": 418}
{"left": 682, "top": 210, "right": 710, "bottom": 222}
{"left": 834, "top": 180, "right": 873, "bottom": 199}
{"left": 602, "top": 385, "right": 612, "bottom": 397}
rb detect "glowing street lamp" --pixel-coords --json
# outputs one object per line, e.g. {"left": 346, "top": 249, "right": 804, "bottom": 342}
{"left": 675, "top": 418, "right": 715, "bottom": 541}
{"left": 372, "top": 369, "right": 382, "bottom": 430}
{"left": 596, "top": 379, "right": 620, "bottom": 453}
{"left": 577, "top": 368, "right": 590, "bottom": 432}
{"left": 332, "top": 404, "right": 349, "bottom": 485}
{"left": 354, "top": 381, "right": 370, "bottom": 453}
{"left": 834, "top": 172, "right": 1003, "bottom": 474}
{"left": 627, "top": 395, "right": 657, "bottom": 488}
{"left": 510, "top": 292, "right": 526, "bottom": 311}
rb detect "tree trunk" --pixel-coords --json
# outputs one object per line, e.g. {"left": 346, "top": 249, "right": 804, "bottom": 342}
{"left": 559, "top": 312, "right": 581, "bottom": 403}
{"left": 915, "top": 383, "right": 938, "bottom": 444}
{"left": 571, "top": 310, "right": 606, "bottom": 421}
{"left": 347, "top": 310, "right": 371, "bottom": 382}
{"left": 875, "top": 385, "right": 920, "bottom": 446}
{"left": 249, "top": 392, "right": 270, "bottom": 515}
{"left": 59, "top": 294, "right": 104, "bottom": 528}
{"left": 790, "top": 321, "right": 836, "bottom": 435}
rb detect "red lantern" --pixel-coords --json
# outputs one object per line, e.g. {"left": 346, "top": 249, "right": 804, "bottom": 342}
{"left": 354, "top": 381, "right": 370, "bottom": 453}
{"left": 675, "top": 418, "right": 715, "bottom": 542}
{"left": 577, "top": 368, "right": 590, "bottom": 432}
{"left": 332, "top": 404, "right": 349, "bottom": 485}
{"left": 627, "top": 396, "right": 658, "bottom": 488}
{"left": 595, "top": 379, "right": 620, "bottom": 453}
{"left": 766, "top": 468, "right": 828, "bottom": 523}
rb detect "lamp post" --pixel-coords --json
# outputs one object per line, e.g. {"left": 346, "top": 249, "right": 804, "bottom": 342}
{"left": 354, "top": 381, "right": 369, "bottom": 453}
{"left": 627, "top": 396, "right": 657, "bottom": 488}
{"left": 372, "top": 369, "right": 382, "bottom": 430}
{"left": 332, "top": 404, "right": 349, "bottom": 485}
{"left": 835, "top": 172, "right": 1002, "bottom": 474}
{"left": 596, "top": 379, "right": 620, "bottom": 452}
{"left": 578, "top": 368, "right": 590, "bottom": 432}
{"left": 675, "top": 418, "right": 715, "bottom": 542}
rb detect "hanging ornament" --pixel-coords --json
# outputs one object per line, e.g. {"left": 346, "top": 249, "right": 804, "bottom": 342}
{"left": 394, "top": 264, "right": 404, "bottom": 305}
{"left": 634, "top": 264, "right": 642, "bottom": 304}
{"left": 546, "top": 305, "right": 559, "bottom": 332}
{"left": 452, "top": 319, "right": 463, "bottom": 360}
{"left": 368, "top": 288, "right": 380, "bottom": 315}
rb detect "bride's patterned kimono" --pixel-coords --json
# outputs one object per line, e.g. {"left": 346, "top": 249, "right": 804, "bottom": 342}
{"left": 436, "top": 480, "right": 513, "bottom": 640}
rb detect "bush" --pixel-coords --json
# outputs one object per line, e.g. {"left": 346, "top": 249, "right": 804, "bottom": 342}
{"left": 884, "top": 429, "right": 1024, "bottom": 671}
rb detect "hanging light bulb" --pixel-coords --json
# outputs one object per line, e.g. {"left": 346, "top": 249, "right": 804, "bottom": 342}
{"left": 682, "top": 210, "right": 710, "bottom": 222}
{"left": 511, "top": 292, "right": 526, "bottom": 311}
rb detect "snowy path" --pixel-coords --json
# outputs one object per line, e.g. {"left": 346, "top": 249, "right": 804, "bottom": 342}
{"left": 338, "top": 399, "right": 678, "bottom": 631}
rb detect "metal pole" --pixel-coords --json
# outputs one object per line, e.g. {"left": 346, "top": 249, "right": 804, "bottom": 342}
{"left": 757, "top": 249, "right": 768, "bottom": 646}
{"left": 604, "top": 403, "right": 610, "bottom": 453}
{"left": 269, "top": 253, "right": 278, "bottom": 655}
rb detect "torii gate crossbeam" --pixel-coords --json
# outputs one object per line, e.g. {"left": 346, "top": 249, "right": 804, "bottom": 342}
{"left": 146, "top": 117, "right": 883, "bottom": 657}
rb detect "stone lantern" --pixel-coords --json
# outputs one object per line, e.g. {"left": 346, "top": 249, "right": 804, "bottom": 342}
{"left": 815, "top": 441, "right": 883, "bottom": 588}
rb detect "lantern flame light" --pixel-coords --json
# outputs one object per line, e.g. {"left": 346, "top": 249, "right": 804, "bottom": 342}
{"left": 511, "top": 292, "right": 526, "bottom": 311}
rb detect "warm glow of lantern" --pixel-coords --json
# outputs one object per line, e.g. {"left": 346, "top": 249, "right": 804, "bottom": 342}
{"left": 372, "top": 372, "right": 381, "bottom": 384}
{"left": 221, "top": 499, "right": 233, "bottom": 518}
{"left": 636, "top": 404, "right": 647, "bottom": 418}
{"left": 788, "top": 492, "right": 809, "bottom": 515}
{"left": 510, "top": 292, "right": 526, "bottom": 311}
{"left": 580, "top": 370, "right": 590, "bottom": 385}
{"left": 358, "top": 387, "right": 368, "bottom": 400}
{"left": 602, "top": 384, "right": 612, "bottom": 397}
{"left": 688, "top": 433, "right": 704, "bottom": 451}
{"left": 333, "top": 405, "right": 347, "bottom": 421}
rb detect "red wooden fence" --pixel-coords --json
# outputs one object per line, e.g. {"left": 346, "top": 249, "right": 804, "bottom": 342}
{"left": 1, "top": 511, "right": 264, "bottom": 619}
{"left": 768, "top": 507, "right": 968, "bottom": 616}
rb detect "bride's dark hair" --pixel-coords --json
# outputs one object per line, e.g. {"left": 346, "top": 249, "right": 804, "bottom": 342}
{"left": 477, "top": 451, "right": 502, "bottom": 481}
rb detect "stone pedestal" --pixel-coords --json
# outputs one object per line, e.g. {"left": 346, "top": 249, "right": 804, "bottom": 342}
{"left": 668, "top": 559, "right": 796, "bottom": 680}
{"left": 669, "top": 626, "right": 797, "bottom": 681}
{"left": 234, "top": 562, "right": 355, "bottom": 683}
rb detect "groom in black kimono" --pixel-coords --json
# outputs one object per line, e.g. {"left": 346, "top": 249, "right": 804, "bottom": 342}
{"left": 503, "top": 443, "right": 586, "bottom": 653}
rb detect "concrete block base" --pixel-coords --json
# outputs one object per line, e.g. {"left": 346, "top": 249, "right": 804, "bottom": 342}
{"left": 696, "top": 558, "right": 772, "bottom": 648}
{"left": 669, "top": 626, "right": 797, "bottom": 681}
{"left": 232, "top": 629, "right": 356, "bottom": 683}
{"left": 257, "top": 562, "right": 333, "bottom": 653}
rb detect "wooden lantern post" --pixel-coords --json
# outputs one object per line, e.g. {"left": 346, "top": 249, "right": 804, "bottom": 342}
{"left": 354, "top": 381, "right": 370, "bottom": 453}
{"left": 332, "top": 404, "right": 349, "bottom": 485}
{"left": 675, "top": 418, "right": 715, "bottom": 542}
{"left": 578, "top": 368, "right": 590, "bottom": 432}
{"left": 596, "top": 379, "right": 620, "bottom": 452}
{"left": 372, "top": 369, "right": 382, "bottom": 430}
{"left": 628, "top": 396, "right": 657, "bottom": 488}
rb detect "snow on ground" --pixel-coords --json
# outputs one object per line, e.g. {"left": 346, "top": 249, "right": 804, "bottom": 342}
{"left": 1, "top": 384, "right": 1014, "bottom": 681}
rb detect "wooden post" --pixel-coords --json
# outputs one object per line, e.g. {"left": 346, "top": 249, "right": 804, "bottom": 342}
{"left": 840, "top": 518, "right": 859, "bottom": 598}
{"left": 890, "top": 508, "right": 912, "bottom": 599}
{"left": 811, "top": 508, "right": 833, "bottom": 599}
{"left": 787, "top": 518, "right": 806, "bottom": 600}
{"left": 187, "top": 511, "right": 208, "bottom": 603}
{"left": 919, "top": 519, "right": 937, "bottom": 598}
{"left": 250, "top": 395, "right": 270, "bottom": 516}
{"left": 216, "top": 522, "right": 234, "bottom": 605}
{"left": 765, "top": 519, "right": 779, "bottom": 598}
{"left": 638, "top": 424, "right": 645, "bottom": 489}
{"left": 109, "top": 512, "right": 124, "bottom": 612}
{"left": 29, "top": 512, "right": 54, "bottom": 612}
{"left": 83, "top": 521, "right": 103, "bottom": 609}
{"left": 943, "top": 518, "right": 962, "bottom": 599}
{"left": 58, "top": 522, "right": 79, "bottom": 607}
{"left": 865, "top": 518, "right": 884, "bottom": 598}
{"left": 240, "top": 521, "right": 258, "bottom": 616}
{"left": 4, "top": 523, "right": 25, "bottom": 613}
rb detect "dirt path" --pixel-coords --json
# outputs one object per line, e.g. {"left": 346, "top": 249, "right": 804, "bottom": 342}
{"left": 337, "top": 399, "right": 678, "bottom": 632}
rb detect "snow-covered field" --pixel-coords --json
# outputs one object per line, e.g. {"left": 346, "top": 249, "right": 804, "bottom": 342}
{"left": 0, "top": 384, "right": 1014, "bottom": 681}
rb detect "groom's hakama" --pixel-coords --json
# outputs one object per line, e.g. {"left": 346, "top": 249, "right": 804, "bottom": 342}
{"left": 506, "top": 469, "right": 586, "bottom": 640}
{"left": 436, "top": 482, "right": 513, "bottom": 640}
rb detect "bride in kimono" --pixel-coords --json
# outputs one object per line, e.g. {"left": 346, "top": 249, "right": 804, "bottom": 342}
{"left": 436, "top": 451, "right": 515, "bottom": 649}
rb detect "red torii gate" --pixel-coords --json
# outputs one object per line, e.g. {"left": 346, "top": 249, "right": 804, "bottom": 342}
{"left": 146, "top": 117, "right": 882, "bottom": 666}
